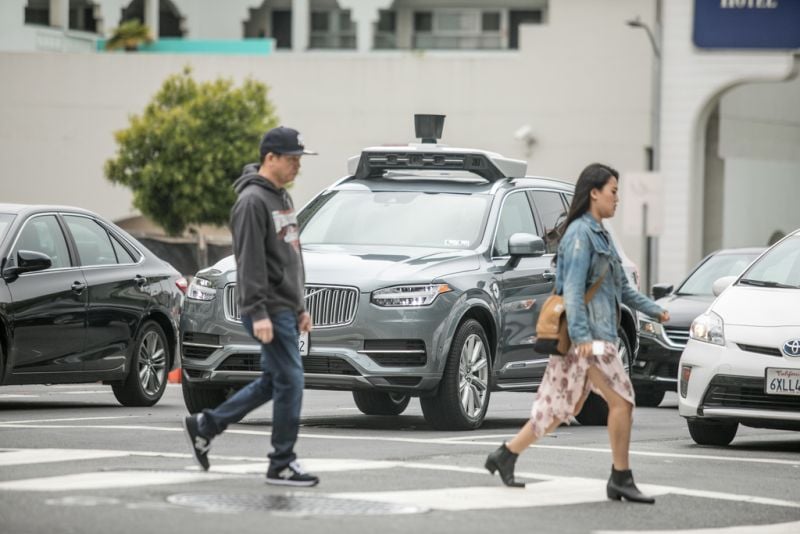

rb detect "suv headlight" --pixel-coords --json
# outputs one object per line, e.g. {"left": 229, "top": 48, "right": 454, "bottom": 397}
{"left": 187, "top": 277, "right": 216, "bottom": 301}
{"left": 371, "top": 284, "right": 451, "bottom": 307}
{"left": 638, "top": 315, "right": 663, "bottom": 337}
{"left": 690, "top": 311, "right": 725, "bottom": 346}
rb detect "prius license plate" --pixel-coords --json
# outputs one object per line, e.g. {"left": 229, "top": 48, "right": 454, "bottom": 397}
{"left": 765, "top": 368, "right": 800, "bottom": 396}
{"left": 299, "top": 332, "right": 309, "bottom": 356}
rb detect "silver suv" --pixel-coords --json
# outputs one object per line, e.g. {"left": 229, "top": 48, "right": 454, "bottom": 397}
{"left": 180, "top": 116, "right": 639, "bottom": 430}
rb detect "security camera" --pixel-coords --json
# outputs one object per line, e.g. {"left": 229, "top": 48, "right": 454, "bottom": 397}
{"left": 514, "top": 125, "right": 533, "bottom": 141}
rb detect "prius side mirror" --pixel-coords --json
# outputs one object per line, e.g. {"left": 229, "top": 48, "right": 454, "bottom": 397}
{"left": 712, "top": 275, "right": 737, "bottom": 297}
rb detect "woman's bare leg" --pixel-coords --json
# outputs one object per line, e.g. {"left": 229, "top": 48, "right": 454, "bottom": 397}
{"left": 506, "top": 419, "right": 561, "bottom": 454}
{"left": 586, "top": 366, "right": 633, "bottom": 470}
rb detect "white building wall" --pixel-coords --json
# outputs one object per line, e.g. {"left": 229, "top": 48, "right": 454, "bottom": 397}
{"left": 0, "top": 0, "right": 657, "bottom": 266}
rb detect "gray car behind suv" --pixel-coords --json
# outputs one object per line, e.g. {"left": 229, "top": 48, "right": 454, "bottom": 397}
{"left": 179, "top": 117, "right": 640, "bottom": 430}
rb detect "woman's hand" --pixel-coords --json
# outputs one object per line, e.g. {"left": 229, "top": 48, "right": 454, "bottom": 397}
{"left": 658, "top": 310, "right": 670, "bottom": 323}
{"left": 575, "top": 342, "right": 593, "bottom": 358}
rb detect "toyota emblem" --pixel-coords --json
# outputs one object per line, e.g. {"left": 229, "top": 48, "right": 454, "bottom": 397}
{"left": 783, "top": 339, "right": 800, "bottom": 357}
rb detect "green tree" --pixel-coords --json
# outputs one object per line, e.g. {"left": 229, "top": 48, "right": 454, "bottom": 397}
{"left": 106, "top": 68, "right": 278, "bottom": 235}
{"left": 105, "top": 19, "right": 154, "bottom": 51}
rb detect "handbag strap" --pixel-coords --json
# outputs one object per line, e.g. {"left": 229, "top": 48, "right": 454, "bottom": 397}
{"left": 583, "top": 264, "right": 608, "bottom": 304}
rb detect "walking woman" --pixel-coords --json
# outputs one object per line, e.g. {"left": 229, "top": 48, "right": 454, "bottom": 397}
{"left": 485, "top": 163, "right": 669, "bottom": 503}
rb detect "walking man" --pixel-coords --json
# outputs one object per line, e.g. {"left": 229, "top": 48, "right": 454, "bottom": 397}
{"left": 183, "top": 126, "right": 319, "bottom": 487}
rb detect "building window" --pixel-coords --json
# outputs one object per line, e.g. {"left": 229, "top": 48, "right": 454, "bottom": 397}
{"left": 24, "top": 1, "right": 50, "bottom": 27}
{"left": 309, "top": 9, "right": 356, "bottom": 50}
{"left": 69, "top": 0, "right": 99, "bottom": 33}
{"left": 509, "top": 10, "right": 543, "bottom": 49}
{"left": 413, "top": 9, "right": 504, "bottom": 50}
{"left": 374, "top": 10, "right": 396, "bottom": 50}
{"left": 121, "top": 0, "right": 184, "bottom": 38}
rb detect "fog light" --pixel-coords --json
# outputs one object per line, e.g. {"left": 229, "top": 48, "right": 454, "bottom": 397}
{"left": 680, "top": 365, "right": 692, "bottom": 398}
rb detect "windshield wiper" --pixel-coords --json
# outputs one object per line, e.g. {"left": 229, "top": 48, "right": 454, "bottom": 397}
{"left": 738, "top": 278, "right": 798, "bottom": 289}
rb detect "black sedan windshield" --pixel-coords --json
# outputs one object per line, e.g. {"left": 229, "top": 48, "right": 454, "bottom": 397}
{"left": 740, "top": 235, "right": 800, "bottom": 288}
{"left": 301, "top": 190, "right": 490, "bottom": 249}
{"left": 677, "top": 251, "right": 760, "bottom": 295}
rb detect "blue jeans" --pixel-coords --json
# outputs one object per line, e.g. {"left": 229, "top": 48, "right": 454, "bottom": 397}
{"left": 199, "top": 310, "right": 304, "bottom": 470}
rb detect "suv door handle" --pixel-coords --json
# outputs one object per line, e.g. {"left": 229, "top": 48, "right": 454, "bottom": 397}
{"left": 543, "top": 270, "right": 556, "bottom": 281}
{"left": 71, "top": 281, "right": 86, "bottom": 293}
{"left": 134, "top": 275, "right": 147, "bottom": 287}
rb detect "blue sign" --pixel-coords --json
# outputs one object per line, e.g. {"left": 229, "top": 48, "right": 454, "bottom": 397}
{"left": 694, "top": 0, "right": 800, "bottom": 49}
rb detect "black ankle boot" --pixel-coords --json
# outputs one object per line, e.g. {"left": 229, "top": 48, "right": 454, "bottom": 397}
{"left": 607, "top": 466, "right": 655, "bottom": 504}
{"left": 485, "top": 443, "right": 525, "bottom": 488}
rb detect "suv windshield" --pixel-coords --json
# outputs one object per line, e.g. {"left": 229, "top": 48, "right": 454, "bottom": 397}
{"left": 677, "top": 251, "right": 760, "bottom": 295}
{"left": 0, "top": 213, "right": 15, "bottom": 245}
{"left": 301, "top": 190, "right": 490, "bottom": 249}
{"left": 739, "top": 235, "right": 800, "bottom": 289}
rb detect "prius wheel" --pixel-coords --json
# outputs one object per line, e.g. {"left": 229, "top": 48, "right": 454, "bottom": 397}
{"left": 687, "top": 419, "right": 738, "bottom": 446}
{"left": 575, "top": 329, "right": 632, "bottom": 426}
{"left": 421, "top": 319, "right": 491, "bottom": 430}
{"left": 352, "top": 391, "right": 411, "bottom": 415}
{"left": 113, "top": 321, "right": 169, "bottom": 407}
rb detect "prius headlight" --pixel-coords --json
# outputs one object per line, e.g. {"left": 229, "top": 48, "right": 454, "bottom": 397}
{"left": 187, "top": 277, "right": 216, "bottom": 301}
{"left": 690, "top": 311, "right": 725, "bottom": 346}
{"left": 371, "top": 284, "right": 451, "bottom": 307}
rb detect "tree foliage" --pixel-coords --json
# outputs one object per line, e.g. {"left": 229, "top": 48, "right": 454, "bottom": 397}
{"left": 105, "top": 19, "right": 153, "bottom": 51}
{"left": 106, "top": 68, "right": 277, "bottom": 235}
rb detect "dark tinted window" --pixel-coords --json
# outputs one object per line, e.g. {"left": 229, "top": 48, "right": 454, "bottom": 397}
{"left": 110, "top": 232, "right": 138, "bottom": 263}
{"left": 493, "top": 191, "right": 536, "bottom": 256}
{"left": 414, "top": 12, "right": 433, "bottom": 31}
{"left": 531, "top": 191, "right": 567, "bottom": 254}
{"left": 64, "top": 216, "right": 117, "bottom": 266}
{"left": 15, "top": 215, "right": 71, "bottom": 269}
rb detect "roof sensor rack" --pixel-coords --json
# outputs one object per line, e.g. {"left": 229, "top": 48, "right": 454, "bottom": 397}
{"left": 348, "top": 114, "right": 528, "bottom": 182}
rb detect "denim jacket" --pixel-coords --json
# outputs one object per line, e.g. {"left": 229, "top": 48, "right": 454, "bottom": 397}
{"left": 555, "top": 213, "right": 664, "bottom": 344}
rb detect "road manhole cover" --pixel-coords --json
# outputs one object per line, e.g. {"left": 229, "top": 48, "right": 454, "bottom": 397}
{"left": 167, "top": 493, "right": 426, "bottom": 516}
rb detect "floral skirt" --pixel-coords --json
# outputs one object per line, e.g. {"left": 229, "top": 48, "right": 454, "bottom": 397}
{"left": 529, "top": 341, "right": 634, "bottom": 438}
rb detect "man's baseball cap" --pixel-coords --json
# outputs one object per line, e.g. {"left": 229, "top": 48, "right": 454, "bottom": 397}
{"left": 259, "top": 126, "right": 317, "bottom": 159}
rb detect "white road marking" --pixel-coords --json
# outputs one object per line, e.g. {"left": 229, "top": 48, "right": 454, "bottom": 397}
{"left": 0, "top": 394, "right": 39, "bottom": 399}
{"left": 0, "top": 416, "right": 140, "bottom": 425}
{"left": 0, "top": 449, "right": 128, "bottom": 466}
{"left": 0, "top": 470, "right": 229, "bottom": 491}
{"left": 61, "top": 390, "right": 112, "bottom": 395}
{"left": 1, "top": 420, "right": 798, "bottom": 469}
{"left": 593, "top": 520, "right": 800, "bottom": 534}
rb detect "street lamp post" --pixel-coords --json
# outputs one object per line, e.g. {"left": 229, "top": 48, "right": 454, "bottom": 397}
{"left": 626, "top": 4, "right": 662, "bottom": 292}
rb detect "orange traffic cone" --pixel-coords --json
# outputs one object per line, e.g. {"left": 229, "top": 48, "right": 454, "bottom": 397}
{"left": 168, "top": 368, "right": 182, "bottom": 384}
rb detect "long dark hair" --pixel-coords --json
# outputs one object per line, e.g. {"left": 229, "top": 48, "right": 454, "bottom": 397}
{"left": 558, "top": 163, "right": 619, "bottom": 238}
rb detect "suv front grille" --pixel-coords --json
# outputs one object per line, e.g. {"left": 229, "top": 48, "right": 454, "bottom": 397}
{"left": 702, "top": 375, "right": 800, "bottom": 412}
{"left": 217, "top": 353, "right": 360, "bottom": 376}
{"left": 224, "top": 284, "right": 359, "bottom": 328}
{"left": 182, "top": 332, "right": 221, "bottom": 360}
{"left": 664, "top": 327, "right": 689, "bottom": 347}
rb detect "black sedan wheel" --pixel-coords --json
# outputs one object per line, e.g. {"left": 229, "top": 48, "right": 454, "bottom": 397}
{"left": 574, "top": 329, "right": 632, "bottom": 426}
{"left": 112, "top": 321, "right": 169, "bottom": 407}
{"left": 421, "top": 319, "right": 491, "bottom": 430}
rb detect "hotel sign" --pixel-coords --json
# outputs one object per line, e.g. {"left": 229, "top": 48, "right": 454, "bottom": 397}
{"left": 694, "top": 0, "right": 800, "bottom": 49}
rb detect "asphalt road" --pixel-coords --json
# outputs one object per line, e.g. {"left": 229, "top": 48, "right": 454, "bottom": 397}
{"left": 1, "top": 384, "right": 799, "bottom": 534}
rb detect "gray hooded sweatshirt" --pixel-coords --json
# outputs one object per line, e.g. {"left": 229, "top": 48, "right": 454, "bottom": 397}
{"left": 230, "top": 164, "right": 305, "bottom": 322}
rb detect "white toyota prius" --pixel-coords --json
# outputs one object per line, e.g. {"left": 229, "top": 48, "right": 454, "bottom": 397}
{"left": 678, "top": 229, "right": 800, "bottom": 446}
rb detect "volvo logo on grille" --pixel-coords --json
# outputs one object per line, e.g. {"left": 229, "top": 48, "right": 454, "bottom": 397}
{"left": 783, "top": 339, "right": 800, "bottom": 357}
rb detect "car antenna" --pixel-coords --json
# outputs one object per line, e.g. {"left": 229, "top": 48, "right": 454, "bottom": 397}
{"left": 414, "top": 114, "right": 445, "bottom": 144}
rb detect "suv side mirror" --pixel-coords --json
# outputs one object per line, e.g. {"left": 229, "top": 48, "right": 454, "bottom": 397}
{"left": 712, "top": 275, "right": 737, "bottom": 297}
{"left": 2, "top": 250, "right": 52, "bottom": 280}
{"left": 508, "top": 233, "right": 545, "bottom": 258}
{"left": 651, "top": 283, "right": 673, "bottom": 300}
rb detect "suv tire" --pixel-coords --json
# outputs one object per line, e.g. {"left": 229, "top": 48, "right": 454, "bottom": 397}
{"left": 113, "top": 320, "right": 169, "bottom": 407}
{"left": 687, "top": 419, "right": 738, "bottom": 446}
{"left": 352, "top": 391, "right": 411, "bottom": 415}
{"left": 634, "top": 387, "right": 665, "bottom": 407}
{"left": 574, "top": 329, "right": 632, "bottom": 426}
{"left": 421, "top": 319, "right": 491, "bottom": 430}
{"left": 182, "top": 381, "right": 230, "bottom": 414}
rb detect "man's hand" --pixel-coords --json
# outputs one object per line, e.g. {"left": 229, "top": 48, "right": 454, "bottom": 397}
{"left": 298, "top": 311, "right": 313, "bottom": 333}
{"left": 253, "top": 318, "right": 274, "bottom": 344}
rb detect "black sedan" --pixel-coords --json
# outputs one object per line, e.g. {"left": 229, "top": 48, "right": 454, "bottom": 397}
{"left": 0, "top": 204, "right": 185, "bottom": 406}
{"left": 632, "top": 247, "right": 764, "bottom": 406}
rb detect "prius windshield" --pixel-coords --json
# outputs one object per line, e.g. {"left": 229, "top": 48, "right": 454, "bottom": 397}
{"left": 300, "top": 190, "right": 490, "bottom": 249}
{"left": 739, "top": 235, "right": 800, "bottom": 289}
